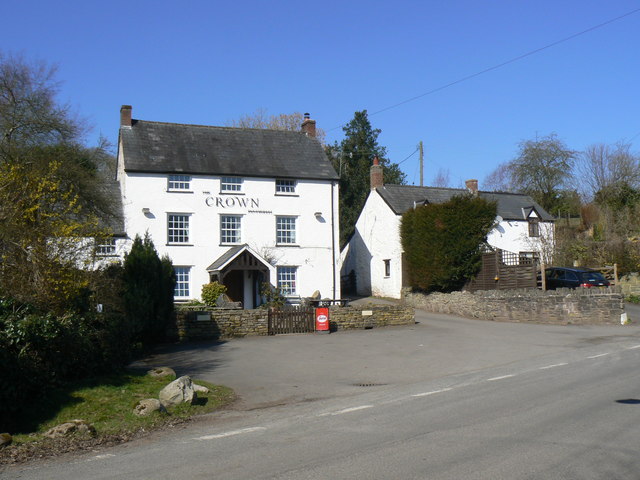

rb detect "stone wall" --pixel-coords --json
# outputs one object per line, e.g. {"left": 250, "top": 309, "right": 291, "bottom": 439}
{"left": 169, "top": 304, "right": 415, "bottom": 341}
{"left": 403, "top": 288, "right": 625, "bottom": 325}
{"left": 618, "top": 273, "right": 640, "bottom": 297}
{"left": 169, "top": 308, "right": 269, "bottom": 341}
{"left": 329, "top": 304, "right": 415, "bottom": 330}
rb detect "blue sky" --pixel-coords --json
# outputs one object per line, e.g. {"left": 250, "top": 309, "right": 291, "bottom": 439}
{"left": 3, "top": 1, "right": 639, "bottom": 188}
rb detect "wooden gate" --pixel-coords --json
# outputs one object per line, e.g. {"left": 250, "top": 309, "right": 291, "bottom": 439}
{"left": 268, "top": 305, "right": 315, "bottom": 335}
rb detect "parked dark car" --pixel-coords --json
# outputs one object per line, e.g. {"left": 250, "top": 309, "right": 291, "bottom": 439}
{"left": 545, "top": 267, "right": 610, "bottom": 290}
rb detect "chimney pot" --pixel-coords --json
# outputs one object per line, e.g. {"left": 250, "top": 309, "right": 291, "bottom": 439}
{"left": 370, "top": 156, "right": 383, "bottom": 190}
{"left": 120, "top": 105, "right": 132, "bottom": 128}
{"left": 301, "top": 113, "right": 316, "bottom": 138}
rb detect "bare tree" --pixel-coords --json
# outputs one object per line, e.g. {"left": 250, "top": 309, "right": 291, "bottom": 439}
{"left": 483, "top": 161, "right": 515, "bottom": 192}
{"left": 577, "top": 142, "right": 640, "bottom": 201}
{"left": 431, "top": 168, "right": 451, "bottom": 188}
{"left": 0, "top": 52, "right": 86, "bottom": 160}
{"left": 226, "top": 108, "right": 326, "bottom": 144}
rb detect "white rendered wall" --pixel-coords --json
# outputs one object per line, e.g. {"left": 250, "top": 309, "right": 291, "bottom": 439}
{"left": 345, "top": 191, "right": 404, "bottom": 299}
{"left": 118, "top": 169, "right": 340, "bottom": 302}
{"left": 486, "top": 219, "right": 554, "bottom": 262}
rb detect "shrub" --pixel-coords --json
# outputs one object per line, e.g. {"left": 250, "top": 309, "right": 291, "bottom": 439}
{"left": 260, "top": 282, "right": 286, "bottom": 308}
{"left": 0, "top": 306, "right": 133, "bottom": 431}
{"left": 401, "top": 194, "right": 496, "bottom": 292}
{"left": 122, "top": 234, "right": 176, "bottom": 344}
{"left": 201, "top": 282, "right": 227, "bottom": 307}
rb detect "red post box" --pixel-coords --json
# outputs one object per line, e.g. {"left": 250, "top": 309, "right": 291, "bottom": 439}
{"left": 315, "top": 307, "right": 330, "bottom": 333}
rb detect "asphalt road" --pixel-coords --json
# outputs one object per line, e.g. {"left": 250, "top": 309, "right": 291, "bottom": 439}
{"left": 5, "top": 307, "right": 640, "bottom": 479}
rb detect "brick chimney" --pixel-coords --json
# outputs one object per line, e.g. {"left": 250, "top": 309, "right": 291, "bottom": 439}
{"left": 120, "top": 105, "right": 132, "bottom": 128}
{"left": 370, "top": 156, "right": 383, "bottom": 190}
{"left": 465, "top": 179, "right": 479, "bottom": 196}
{"left": 301, "top": 112, "right": 316, "bottom": 138}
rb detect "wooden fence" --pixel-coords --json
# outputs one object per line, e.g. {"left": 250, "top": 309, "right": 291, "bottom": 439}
{"left": 467, "top": 249, "right": 537, "bottom": 291}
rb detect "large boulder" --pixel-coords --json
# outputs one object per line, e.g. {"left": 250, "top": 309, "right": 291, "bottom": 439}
{"left": 147, "top": 367, "right": 176, "bottom": 378}
{"left": 159, "top": 375, "right": 198, "bottom": 407}
{"left": 134, "top": 398, "right": 167, "bottom": 417}
{"left": 44, "top": 420, "right": 96, "bottom": 439}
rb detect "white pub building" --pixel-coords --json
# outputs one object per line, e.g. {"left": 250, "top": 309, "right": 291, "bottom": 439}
{"left": 116, "top": 106, "right": 340, "bottom": 307}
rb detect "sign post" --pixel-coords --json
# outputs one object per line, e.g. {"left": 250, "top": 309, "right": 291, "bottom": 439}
{"left": 315, "top": 307, "right": 330, "bottom": 334}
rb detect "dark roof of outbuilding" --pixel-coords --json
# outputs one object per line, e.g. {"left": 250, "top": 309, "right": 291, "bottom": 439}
{"left": 375, "top": 184, "right": 554, "bottom": 221}
{"left": 101, "top": 181, "right": 126, "bottom": 236}
{"left": 120, "top": 120, "right": 339, "bottom": 181}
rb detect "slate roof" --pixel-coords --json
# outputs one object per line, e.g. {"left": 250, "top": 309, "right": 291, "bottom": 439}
{"left": 100, "top": 180, "right": 126, "bottom": 236}
{"left": 376, "top": 184, "right": 554, "bottom": 221}
{"left": 206, "top": 244, "right": 272, "bottom": 272}
{"left": 120, "top": 120, "right": 339, "bottom": 181}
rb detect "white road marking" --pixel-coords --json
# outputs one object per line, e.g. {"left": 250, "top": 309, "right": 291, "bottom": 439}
{"left": 487, "top": 374, "right": 515, "bottom": 381}
{"left": 411, "top": 388, "right": 453, "bottom": 397}
{"left": 319, "top": 405, "right": 374, "bottom": 416}
{"left": 587, "top": 353, "right": 610, "bottom": 359}
{"left": 539, "top": 363, "right": 568, "bottom": 370}
{"left": 195, "top": 427, "right": 266, "bottom": 440}
{"left": 627, "top": 345, "right": 640, "bottom": 350}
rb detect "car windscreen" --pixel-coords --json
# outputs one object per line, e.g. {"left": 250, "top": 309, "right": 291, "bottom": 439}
{"left": 579, "top": 271, "right": 607, "bottom": 283}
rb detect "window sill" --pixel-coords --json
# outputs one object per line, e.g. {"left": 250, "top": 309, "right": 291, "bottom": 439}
{"left": 219, "top": 191, "right": 245, "bottom": 195}
{"left": 276, "top": 244, "right": 300, "bottom": 248}
{"left": 275, "top": 193, "right": 299, "bottom": 197}
{"left": 220, "top": 243, "right": 242, "bottom": 247}
{"left": 166, "top": 190, "right": 194, "bottom": 194}
{"left": 166, "top": 243, "right": 194, "bottom": 246}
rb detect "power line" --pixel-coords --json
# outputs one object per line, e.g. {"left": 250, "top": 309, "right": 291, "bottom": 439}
{"left": 328, "top": 7, "right": 640, "bottom": 132}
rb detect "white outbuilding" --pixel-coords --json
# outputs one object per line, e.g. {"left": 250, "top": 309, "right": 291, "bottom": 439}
{"left": 341, "top": 159, "right": 555, "bottom": 299}
{"left": 114, "top": 106, "right": 340, "bottom": 307}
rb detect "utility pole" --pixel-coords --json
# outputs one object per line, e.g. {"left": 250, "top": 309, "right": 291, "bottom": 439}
{"left": 419, "top": 141, "right": 424, "bottom": 186}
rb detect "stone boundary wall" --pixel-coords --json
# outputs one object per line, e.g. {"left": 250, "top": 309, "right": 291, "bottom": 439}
{"left": 618, "top": 273, "right": 640, "bottom": 297}
{"left": 169, "top": 304, "right": 415, "bottom": 341}
{"left": 169, "top": 308, "right": 268, "bottom": 341}
{"left": 403, "top": 288, "right": 625, "bottom": 325}
{"left": 329, "top": 304, "right": 415, "bottom": 331}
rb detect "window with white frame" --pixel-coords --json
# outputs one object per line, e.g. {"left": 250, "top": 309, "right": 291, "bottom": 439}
{"left": 221, "top": 176, "right": 242, "bottom": 192}
{"left": 277, "top": 266, "right": 297, "bottom": 295}
{"left": 275, "top": 179, "right": 296, "bottom": 194}
{"left": 174, "top": 266, "right": 190, "bottom": 298}
{"left": 168, "top": 174, "right": 191, "bottom": 191}
{"left": 276, "top": 216, "right": 297, "bottom": 244}
{"left": 167, "top": 214, "right": 190, "bottom": 244}
{"left": 95, "top": 238, "right": 116, "bottom": 256}
{"left": 220, "top": 215, "right": 241, "bottom": 244}
{"left": 384, "top": 259, "right": 391, "bottom": 277}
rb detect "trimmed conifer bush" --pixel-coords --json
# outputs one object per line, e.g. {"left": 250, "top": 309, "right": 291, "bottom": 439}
{"left": 401, "top": 194, "right": 496, "bottom": 292}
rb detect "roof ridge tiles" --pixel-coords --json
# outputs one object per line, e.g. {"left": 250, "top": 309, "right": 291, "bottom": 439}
{"left": 130, "top": 118, "right": 304, "bottom": 135}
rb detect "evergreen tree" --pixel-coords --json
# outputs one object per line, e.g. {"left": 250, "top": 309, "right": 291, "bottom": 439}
{"left": 327, "top": 110, "right": 406, "bottom": 246}
{"left": 122, "top": 234, "right": 175, "bottom": 344}
{"left": 401, "top": 195, "right": 496, "bottom": 292}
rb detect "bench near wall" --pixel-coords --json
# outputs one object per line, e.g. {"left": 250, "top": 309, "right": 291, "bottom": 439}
{"left": 403, "top": 288, "right": 625, "bottom": 325}
{"left": 169, "top": 304, "right": 415, "bottom": 341}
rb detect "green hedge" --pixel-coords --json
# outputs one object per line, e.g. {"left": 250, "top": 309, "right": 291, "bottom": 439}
{"left": 401, "top": 194, "right": 496, "bottom": 292}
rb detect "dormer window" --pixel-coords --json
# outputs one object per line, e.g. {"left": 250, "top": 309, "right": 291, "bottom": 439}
{"left": 168, "top": 174, "right": 191, "bottom": 191}
{"left": 221, "top": 177, "right": 242, "bottom": 193}
{"left": 276, "top": 179, "right": 296, "bottom": 194}
{"left": 528, "top": 218, "right": 540, "bottom": 237}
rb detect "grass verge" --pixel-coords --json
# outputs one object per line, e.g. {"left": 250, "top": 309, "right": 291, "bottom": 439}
{"left": 1, "top": 371, "right": 235, "bottom": 464}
